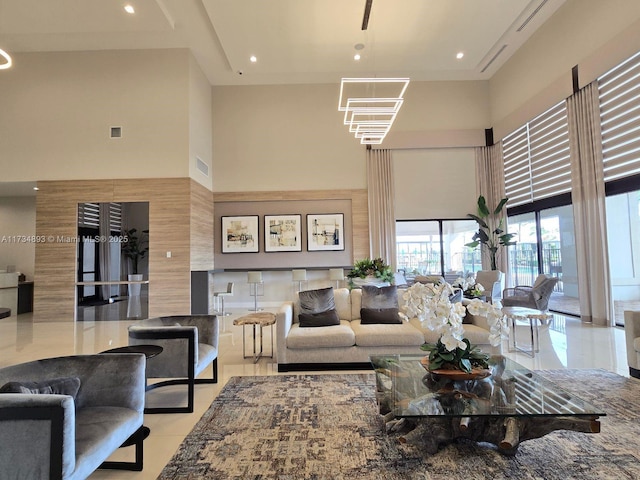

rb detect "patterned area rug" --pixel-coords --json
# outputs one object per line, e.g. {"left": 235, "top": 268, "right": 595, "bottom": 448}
{"left": 158, "top": 370, "right": 640, "bottom": 479}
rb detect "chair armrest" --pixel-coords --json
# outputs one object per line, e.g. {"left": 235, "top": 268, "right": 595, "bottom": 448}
{"left": 0, "top": 394, "right": 76, "bottom": 478}
{"left": 503, "top": 286, "right": 533, "bottom": 297}
{"left": 129, "top": 325, "right": 198, "bottom": 378}
{"left": 276, "top": 302, "right": 294, "bottom": 364}
{"left": 170, "top": 315, "right": 219, "bottom": 348}
{"left": 624, "top": 311, "right": 640, "bottom": 369}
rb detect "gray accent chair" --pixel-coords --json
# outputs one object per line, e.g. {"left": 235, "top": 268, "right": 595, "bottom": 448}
{"left": 624, "top": 310, "right": 640, "bottom": 379}
{"left": 128, "top": 314, "right": 219, "bottom": 414}
{"left": 0, "top": 354, "right": 146, "bottom": 479}
{"left": 502, "top": 274, "right": 559, "bottom": 311}
{"left": 475, "top": 270, "right": 503, "bottom": 304}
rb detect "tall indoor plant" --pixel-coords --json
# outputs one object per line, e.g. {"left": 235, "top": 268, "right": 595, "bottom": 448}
{"left": 122, "top": 228, "right": 149, "bottom": 296}
{"left": 466, "top": 196, "right": 517, "bottom": 270}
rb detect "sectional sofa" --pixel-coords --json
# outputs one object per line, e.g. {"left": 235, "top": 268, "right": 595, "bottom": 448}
{"left": 276, "top": 286, "right": 499, "bottom": 371}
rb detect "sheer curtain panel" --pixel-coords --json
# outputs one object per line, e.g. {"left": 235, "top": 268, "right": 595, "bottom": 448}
{"left": 475, "top": 144, "right": 509, "bottom": 274}
{"left": 567, "top": 82, "right": 614, "bottom": 326}
{"left": 367, "top": 148, "right": 397, "bottom": 270}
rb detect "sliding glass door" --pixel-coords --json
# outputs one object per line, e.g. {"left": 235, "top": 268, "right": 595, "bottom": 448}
{"left": 606, "top": 189, "right": 640, "bottom": 326}
{"left": 396, "top": 219, "right": 481, "bottom": 283}
{"left": 507, "top": 204, "right": 579, "bottom": 316}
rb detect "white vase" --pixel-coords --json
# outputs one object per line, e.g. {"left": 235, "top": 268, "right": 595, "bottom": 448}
{"left": 128, "top": 274, "right": 143, "bottom": 297}
{"left": 351, "top": 276, "right": 390, "bottom": 288}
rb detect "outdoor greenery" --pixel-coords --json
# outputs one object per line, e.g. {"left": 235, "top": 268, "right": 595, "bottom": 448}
{"left": 466, "top": 196, "right": 517, "bottom": 270}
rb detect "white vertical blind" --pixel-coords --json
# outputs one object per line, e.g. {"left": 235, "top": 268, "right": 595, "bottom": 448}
{"left": 78, "top": 202, "right": 122, "bottom": 231}
{"left": 502, "top": 101, "right": 571, "bottom": 207}
{"left": 598, "top": 50, "right": 640, "bottom": 182}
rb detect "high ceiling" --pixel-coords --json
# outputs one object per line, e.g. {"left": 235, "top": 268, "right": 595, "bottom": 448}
{"left": 0, "top": 0, "right": 566, "bottom": 85}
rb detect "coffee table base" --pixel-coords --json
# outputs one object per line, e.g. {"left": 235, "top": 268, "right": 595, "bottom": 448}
{"left": 386, "top": 414, "right": 600, "bottom": 455}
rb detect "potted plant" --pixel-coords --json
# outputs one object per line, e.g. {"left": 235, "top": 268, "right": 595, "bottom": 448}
{"left": 121, "top": 228, "right": 149, "bottom": 296}
{"left": 347, "top": 257, "right": 394, "bottom": 287}
{"left": 466, "top": 196, "right": 517, "bottom": 270}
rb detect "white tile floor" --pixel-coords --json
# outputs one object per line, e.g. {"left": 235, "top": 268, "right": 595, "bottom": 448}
{"left": 0, "top": 309, "right": 630, "bottom": 479}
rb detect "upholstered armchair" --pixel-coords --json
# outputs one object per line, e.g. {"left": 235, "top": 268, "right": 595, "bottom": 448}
{"left": 475, "top": 270, "right": 503, "bottom": 304}
{"left": 624, "top": 310, "right": 640, "bottom": 378}
{"left": 128, "top": 314, "right": 219, "bottom": 414}
{"left": 0, "top": 354, "right": 146, "bottom": 479}
{"left": 502, "top": 274, "right": 559, "bottom": 311}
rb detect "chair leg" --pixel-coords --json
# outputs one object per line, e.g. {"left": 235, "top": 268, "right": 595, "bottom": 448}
{"left": 99, "top": 425, "right": 147, "bottom": 471}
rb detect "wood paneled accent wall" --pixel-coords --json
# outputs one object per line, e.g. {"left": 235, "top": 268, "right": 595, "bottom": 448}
{"left": 190, "top": 180, "right": 214, "bottom": 271}
{"left": 34, "top": 178, "right": 211, "bottom": 322}
{"left": 212, "top": 189, "right": 369, "bottom": 263}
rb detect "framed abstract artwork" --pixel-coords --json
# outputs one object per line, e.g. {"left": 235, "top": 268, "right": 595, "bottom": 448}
{"left": 307, "top": 213, "right": 344, "bottom": 251}
{"left": 264, "top": 214, "right": 302, "bottom": 252}
{"left": 221, "top": 216, "right": 259, "bottom": 253}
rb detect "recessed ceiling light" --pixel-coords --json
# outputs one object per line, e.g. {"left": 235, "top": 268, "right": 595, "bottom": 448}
{"left": 33, "top": 187, "right": 39, "bottom": 191}
{"left": 250, "top": 55, "right": 257, "bottom": 63}
{"left": 354, "top": 43, "right": 365, "bottom": 51}
{"left": 124, "top": 5, "right": 135, "bottom": 14}
{"left": 456, "top": 52, "right": 464, "bottom": 59}
{"left": 354, "top": 54, "right": 361, "bottom": 61}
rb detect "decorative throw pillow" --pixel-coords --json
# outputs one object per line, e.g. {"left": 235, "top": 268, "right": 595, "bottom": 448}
{"left": 360, "top": 307, "right": 402, "bottom": 324}
{"left": 299, "top": 308, "right": 341, "bottom": 327}
{"left": 0, "top": 377, "right": 81, "bottom": 399}
{"left": 299, "top": 287, "right": 335, "bottom": 315}
{"left": 361, "top": 285, "right": 399, "bottom": 309}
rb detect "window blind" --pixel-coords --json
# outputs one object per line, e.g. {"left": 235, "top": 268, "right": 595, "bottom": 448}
{"left": 598, "top": 50, "right": 640, "bottom": 182}
{"left": 502, "top": 101, "right": 571, "bottom": 207}
{"left": 78, "top": 202, "right": 122, "bottom": 231}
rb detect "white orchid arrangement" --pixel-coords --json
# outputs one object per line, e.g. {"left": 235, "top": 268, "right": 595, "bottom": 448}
{"left": 401, "top": 282, "right": 507, "bottom": 372}
{"left": 453, "top": 275, "right": 485, "bottom": 297}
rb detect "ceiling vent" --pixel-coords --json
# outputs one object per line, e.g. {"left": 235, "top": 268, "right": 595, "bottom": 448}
{"left": 196, "top": 157, "right": 209, "bottom": 177}
{"left": 481, "top": 45, "right": 508, "bottom": 73}
{"left": 110, "top": 126, "right": 122, "bottom": 138}
{"left": 517, "top": 0, "right": 549, "bottom": 32}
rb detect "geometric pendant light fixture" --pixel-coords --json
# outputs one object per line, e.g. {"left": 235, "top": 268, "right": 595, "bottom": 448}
{"left": 338, "top": 77, "right": 410, "bottom": 144}
{"left": 0, "top": 48, "right": 12, "bottom": 70}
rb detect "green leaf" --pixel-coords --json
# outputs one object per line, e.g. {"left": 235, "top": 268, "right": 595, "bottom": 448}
{"left": 440, "top": 352, "right": 455, "bottom": 361}
{"left": 459, "top": 358, "right": 472, "bottom": 373}
{"left": 494, "top": 197, "right": 508, "bottom": 215}
{"left": 465, "top": 240, "right": 480, "bottom": 248}
{"left": 477, "top": 196, "right": 490, "bottom": 217}
{"left": 467, "top": 214, "right": 489, "bottom": 229}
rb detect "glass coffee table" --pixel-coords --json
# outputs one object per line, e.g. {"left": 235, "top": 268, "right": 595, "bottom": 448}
{"left": 370, "top": 354, "right": 604, "bottom": 455}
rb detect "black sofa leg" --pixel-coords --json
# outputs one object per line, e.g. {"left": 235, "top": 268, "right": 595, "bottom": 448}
{"left": 100, "top": 425, "right": 147, "bottom": 471}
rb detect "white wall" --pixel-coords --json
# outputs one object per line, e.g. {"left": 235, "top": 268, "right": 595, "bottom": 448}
{"left": 0, "top": 197, "right": 36, "bottom": 280}
{"left": 212, "top": 84, "right": 366, "bottom": 192}
{"left": 393, "top": 148, "right": 477, "bottom": 219}
{"left": 490, "top": 0, "right": 640, "bottom": 139}
{"left": 0, "top": 49, "right": 191, "bottom": 181}
{"left": 189, "top": 55, "right": 213, "bottom": 190}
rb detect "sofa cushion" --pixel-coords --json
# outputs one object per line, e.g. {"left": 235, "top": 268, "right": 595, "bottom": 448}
{"left": 299, "top": 287, "right": 335, "bottom": 315}
{"left": 361, "top": 285, "right": 399, "bottom": 309}
{"left": 360, "top": 307, "right": 402, "bottom": 324}
{"left": 299, "top": 308, "right": 341, "bottom": 327}
{"left": 0, "top": 377, "right": 81, "bottom": 400}
{"left": 286, "top": 320, "right": 356, "bottom": 349}
{"left": 351, "top": 320, "right": 425, "bottom": 347}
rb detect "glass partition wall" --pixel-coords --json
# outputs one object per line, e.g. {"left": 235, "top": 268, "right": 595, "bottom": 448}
{"left": 76, "top": 202, "right": 149, "bottom": 321}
